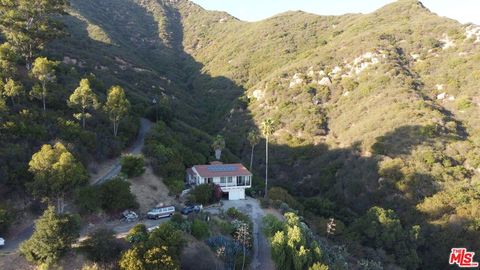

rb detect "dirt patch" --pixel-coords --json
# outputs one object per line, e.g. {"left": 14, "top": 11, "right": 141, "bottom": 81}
{"left": 181, "top": 235, "right": 223, "bottom": 270}
{"left": 0, "top": 254, "right": 33, "bottom": 270}
{"left": 128, "top": 166, "right": 174, "bottom": 213}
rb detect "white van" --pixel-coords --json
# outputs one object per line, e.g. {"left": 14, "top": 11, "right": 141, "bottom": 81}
{"left": 147, "top": 206, "right": 175, "bottom": 219}
{"left": 0, "top": 237, "right": 5, "bottom": 247}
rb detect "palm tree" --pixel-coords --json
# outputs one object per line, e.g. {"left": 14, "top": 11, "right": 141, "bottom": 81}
{"left": 247, "top": 130, "right": 260, "bottom": 171}
{"left": 212, "top": 135, "right": 226, "bottom": 160}
{"left": 262, "top": 118, "right": 274, "bottom": 198}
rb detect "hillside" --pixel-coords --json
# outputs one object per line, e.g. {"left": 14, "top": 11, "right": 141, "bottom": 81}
{"left": 1, "top": 0, "right": 479, "bottom": 269}
{"left": 175, "top": 0, "right": 480, "bottom": 268}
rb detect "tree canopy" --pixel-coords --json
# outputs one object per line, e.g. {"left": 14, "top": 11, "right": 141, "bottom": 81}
{"left": 0, "top": 0, "right": 68, "bottom": 67}
{"left": 28, "top": 142, "right": 88, "bottom": 212}
{"left": 68, "top": 78, "right": 100, "bottom": 128}
{"left": 104, "top": 85, "right": 129, "bottom": 136}
{"left": 20, "top": 206, "right": 80, "bottom": 266}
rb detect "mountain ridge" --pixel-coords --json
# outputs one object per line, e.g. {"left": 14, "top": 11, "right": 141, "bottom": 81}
{"left": 45, "top": 0, "right": 480, "bottom": 268}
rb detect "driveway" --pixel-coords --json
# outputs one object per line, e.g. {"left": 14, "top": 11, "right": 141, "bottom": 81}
{"left": 0, "top": 118, "right": 153, "bottom": 254}
{"left": 206, "top": 197, "right": 276, "bottom": 270}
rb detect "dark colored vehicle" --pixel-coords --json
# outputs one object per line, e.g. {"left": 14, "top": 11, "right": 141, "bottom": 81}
{"left": 181, "top": 204, "right": 202, "bottom": 215}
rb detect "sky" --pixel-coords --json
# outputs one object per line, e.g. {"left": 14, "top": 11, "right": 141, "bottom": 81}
{"left": 190, "top": 0, "right": 480, "bottom": 25}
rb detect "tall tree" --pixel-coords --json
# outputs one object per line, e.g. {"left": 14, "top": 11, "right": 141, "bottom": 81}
{"left": 68, "top": 78, "right": 100, "bottom": 128}
{"left": 212, "top": 135, "right": 225, "bottom": 160}
{"left": 31, "top": 57, "right": 56, "bottom": 111}
{"left": 0, "top": 43, "right": 16, "bottom": 82}
{"left": 2, "top": 78, "right": 24, "bottom": 105}
{"left": 28, "top": 142, "right": 88, "bottom": 213}
{"left": 104, "top": 85, "right": 129, "bottom": 137}
{"left": 19, "top": 206, "right": 80, "bottom": 267}
{"left": 262, "top": 118, "right": 274, "bottom": 198}
{"left": 0, "top": 0, "right": 68, "bottom": 68}
{"left": 247, "top": 130, "right": 260, "bottom": 171}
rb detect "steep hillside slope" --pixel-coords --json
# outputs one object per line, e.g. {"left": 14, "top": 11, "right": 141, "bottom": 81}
{"left": 172, "top": 1, "right": 480, "bottom": 268}
{"left": 36, "top": 0, "right": 480, "bottom": 268}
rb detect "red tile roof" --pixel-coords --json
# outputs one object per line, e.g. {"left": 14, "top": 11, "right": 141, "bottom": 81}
{"left": 192, "top": 163, "right": 252, "bottom": 178}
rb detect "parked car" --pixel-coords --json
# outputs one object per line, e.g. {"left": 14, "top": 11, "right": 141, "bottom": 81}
{"left": 0, "top": 237, "right": 5, "bottom": 247}
{"left": 181, "top": 204, "right": 202, "bottom": 215}
{"left": 147, "top": 206, "right": 175, "bottom": 219}
{"left": 121, "top": 210, "right": 139, "bottom": 222}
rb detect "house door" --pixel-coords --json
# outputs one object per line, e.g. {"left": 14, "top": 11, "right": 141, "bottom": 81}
{"left": 207, "top": 178, "right": 213, "bottom": 184}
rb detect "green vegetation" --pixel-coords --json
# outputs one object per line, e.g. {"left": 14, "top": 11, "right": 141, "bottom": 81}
{"left": 0, "top": 0, "right": 479, "bottom": 268}
{"left": 75, "top": 177, "right": 139, "bottom": 214}
{"left": 68, "top": 78, "right": 100, "bottom": 128}
{"left": 121, "top": 154, "right": 146, "bottom": 178}
{"left": 104, "top": 85, "right": 130, "bottom": 136}
{"left": 20, "top": 206, "right": 80, "bottom": 267}
{"left": 188, "top": 183, "right": 221, "bottom": 205}
{"left": 120, "top": 223, "right": 185, "bottom": 270}
{"left": 265, "top": 212, "right": 327, "bottom": 270}
{"left": 191, "top": 219, "right": 210, "bottom": 239}
{"left": 28, "top": 142, "right": 88, "bottom": 213}
{"left": 99, "top": 178, "right": 139, "bottom": 213}
{"left": 82, "top": 228, "right": 124, "bottom": 266}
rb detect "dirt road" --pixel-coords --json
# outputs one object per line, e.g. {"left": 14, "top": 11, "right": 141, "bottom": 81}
{"left": 205, "top": 197, "right": 276, "bottom": 270}
{"left": 93, "top": 118, "right": 152, "bottom": 185}
{"left": 0, "top": 118, "right": 153, "bottom": 254}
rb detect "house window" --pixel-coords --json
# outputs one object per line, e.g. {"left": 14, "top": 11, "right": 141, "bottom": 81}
{"left": 246, "top": 176, "right": 251, "bottom": 186}
{"left": 237, "top": 176, "right": 245, "bottom": 186}
{"left": 220, "top": 177, "right": 226, "bottom": 184}
{"left": 227, "top": 177, "right": 233, "bottom": 183}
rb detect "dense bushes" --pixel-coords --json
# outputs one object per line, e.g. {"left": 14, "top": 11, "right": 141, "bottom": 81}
{"left": 75, "top": 177, "right": 138, "bottom": 214}
{"left": 349, "top": 207, "right": 421, "bottom": 269}
{"left": 0, "top": 204, "right": 13, "bottom": 234}
{"left": 120, "top": 223, "right": 185, "bottom": 270}
{"left": 82, "top": 228, "right": 124, "bottom": 266}
{"left": 120, "top": 154, "right": 145, "bottom": 178}
{"left": 191, "top": 219, "right": 210, "bottom": 239}
{"left": 266, "top": 212, "right": 327, "bottom": 270}
{"left": 188, "top": 184, "right": 221, "bottom": 205}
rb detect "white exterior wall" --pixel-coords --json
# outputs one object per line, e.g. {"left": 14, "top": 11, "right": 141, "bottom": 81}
{"left": 228, "top": 189, "right": 245, "bottom": 200}
{"left": 190, "top": 167, "right": 251, "bottom": 200}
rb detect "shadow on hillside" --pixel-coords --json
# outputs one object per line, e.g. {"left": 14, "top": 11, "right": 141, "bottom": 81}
{"left": 52, "top": 0, "right": 243, "bottom": 134}
{"left": 53, "top": 2, "right": 477, "bottom": 268}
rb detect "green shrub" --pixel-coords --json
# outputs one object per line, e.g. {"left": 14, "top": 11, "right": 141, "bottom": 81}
{"left": 126, "top": 224, "right": 148, "bottom": 244}
{"left": 99, "top": 178, "right": 139, "bottom": 213}
{"left": 120, "top": 154, "right": 145, "bottom": 178}
{"left": 456, "top": 97, "right": 473, "bottom": 110}
{"left": 191, "top": 219, "right": 210, "bottom": 239}
{"left": 268, "top": 187, "right": 304, "bottom": 212}
{"left": 262, "top": 214, "right": 284, "bottom": 238}
{"left": 75, "top": 186, "right": 101, "bottom": 214}
{"left": 82, "top": 228, "right": 123, "bottom": 264}
{"left": 189, "top": 184, "right": 216, "bottom": 205}
{"left": 0, "top": 204, "right": 13, "bottom": 234}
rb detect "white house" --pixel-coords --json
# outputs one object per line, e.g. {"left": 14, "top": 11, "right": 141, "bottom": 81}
{"left": 186, "top": 162, "right": 252, "bottom": 200}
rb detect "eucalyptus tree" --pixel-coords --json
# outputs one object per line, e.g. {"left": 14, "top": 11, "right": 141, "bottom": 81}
{"left": 104, "top": 85, "right": 129, "bottom": 136}
{"left": 31, "top": 57, "right": 57, "bottom": 111}
{"left": 0, "top": 0, "right": 68, "bottom": 68}
{"left": 69, "top": 78, "right": 100, "bottom": 128}
{"left": 2, "top": 78, "right": 23, "bottom": 105}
